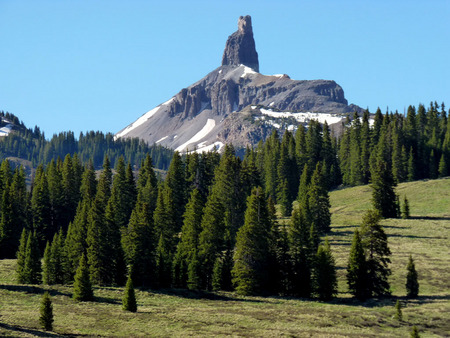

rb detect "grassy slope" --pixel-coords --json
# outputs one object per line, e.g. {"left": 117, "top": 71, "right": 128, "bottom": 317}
{"left": 0, "top": 178, "right": 449, "bottom": 337}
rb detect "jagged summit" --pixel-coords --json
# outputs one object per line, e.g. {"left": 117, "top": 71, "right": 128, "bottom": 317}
{"left": 221, "top": 15, "right": 259, "bottom": 72}
{"left": 115, "top": 16, "right": 362, "bottom": 153}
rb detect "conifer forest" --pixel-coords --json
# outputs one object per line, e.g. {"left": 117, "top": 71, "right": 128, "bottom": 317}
{"left": 0, "top": 102, "right": 449, "bottom": 336}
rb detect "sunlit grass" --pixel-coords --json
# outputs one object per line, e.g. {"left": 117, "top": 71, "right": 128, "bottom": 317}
{"left": 0, "top": 178, "right": 449, "bottom": 336}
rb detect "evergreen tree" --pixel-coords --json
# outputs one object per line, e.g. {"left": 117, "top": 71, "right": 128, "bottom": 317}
{"left": 39, "top": 291, "right": 54, "bottom": 331}
{"left": 313, "top": 238, "right": 337, "bottom": 300}
{"left": 164, "top": 151, "right": 186, "bottom": 232}
{"left": 73, "top": 253, "right": 93, "bottom": 301}
{"left": 211, "top": 249, "right": 233, "bottom": 291}
{"left": 121, "top": 201, "right": 155, "bottom": 287}
{"left": 16, "top": 228, "right": 28, "bottom": 283}
{"left": 187, "top": 248, "right": 201, "bottom": 290}
{"left": 406, "top": 255, "right": 419, "bottom": 298}
{"left": 42, "top": 241, "right": 53, "bottom": 285}
{"left": 402, "top": 196, "right": 410, "bottom": 219}
{"left": 31, "top": 165, "right": 52, "bottom": 249}
{"left": 155, "top": 233, "right": 172, "bottom": 288}
{"left": 394, "top": 299, "right": 403, "bottom": 321}
{"left": 23, "top": 231, "right": 42, "bottom": 284}
{"left": 308, "top": 163, "right": 331, "bottom": 234}
{"left": 438, "top": 153, "right": 448, "bottom": 177}
{"left": 232, "top": 187, "right": 271, "bottom": 295}
{"left": 0, "top": 185, "right": 15, "bottom": 258}
{"left": 347, "top": 230, "right": 368, "bottom": 300}
{"left": 371, "top": 161, "right": 398, "bottom": 218}
{"left": 122, "top": 275, "right": 137, "bottom": 312}
{"left": 360, "top": 210, "right": 391, "bottom": 297}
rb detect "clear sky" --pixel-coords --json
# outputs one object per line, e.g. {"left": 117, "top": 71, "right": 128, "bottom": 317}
{"left": 1, "top": 0, "right": 449, "bottom": 138}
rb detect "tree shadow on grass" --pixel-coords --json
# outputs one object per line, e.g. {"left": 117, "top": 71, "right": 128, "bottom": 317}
{"left": 0, "top": 284, "right": 71, "bottom": 297}
{"left": 330, "top": 294, "right": 450, "bottom": 308}
{"left": 147, "top": 288, "right": 264, "bottom": 303}
{"left": 388, "top": 234, "right": 444, "bottom": 240}
{"left": 0, "top": 322, "right": 64, "bottom": 337}
{"left": 409, "top": 216, "right": 450, "bottom": 221}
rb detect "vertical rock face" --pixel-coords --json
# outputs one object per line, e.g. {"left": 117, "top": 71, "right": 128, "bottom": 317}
{"left": 221, "top": 15, "right": 259, "bottom": 72}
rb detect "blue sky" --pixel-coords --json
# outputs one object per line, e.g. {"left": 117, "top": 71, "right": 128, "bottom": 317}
{"left": 1, "top": 0, "right": 449, "bottom": 137}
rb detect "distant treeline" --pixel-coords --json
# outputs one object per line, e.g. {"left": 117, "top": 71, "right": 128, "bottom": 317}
{"left": 0, "top": 111, "right": 173, "bottom": 170}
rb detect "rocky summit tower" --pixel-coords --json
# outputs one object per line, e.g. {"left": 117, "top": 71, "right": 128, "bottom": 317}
{"left": 115, "top": 15, "right": 361, "bottom": 152}
{"left": 222, "top": 15, "right": 259, "bottom": 72}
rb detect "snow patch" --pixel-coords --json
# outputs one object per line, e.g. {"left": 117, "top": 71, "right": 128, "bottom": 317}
{"left": 0, "top": 124, "right": 13, "bottom": 137}
{"left": 191, "top": 142, "right": 224, "bottom": 154}
{"left": 251, "top": 105, "right": 257, "bottom": 110}
{"left": 259, "top": 108, "right": 344, "bottom": 125}
{"left": 240, "top": 65, "right": 257, "bottom": 78}
{"left": 175, "top": 119, "right": 216, "bottom": 152}
{"left": 156, "top": 136, "right": 168, "bottom": 144}
{"left": 269, "top": 102, "right": 275, "bottom": 107}
{"left": 114, "top": 97, "right": 174, "bottom": 140}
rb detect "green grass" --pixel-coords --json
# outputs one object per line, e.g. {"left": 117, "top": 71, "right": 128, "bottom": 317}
{"left": 1, "top": 178, "right": 449, "bottom": 337}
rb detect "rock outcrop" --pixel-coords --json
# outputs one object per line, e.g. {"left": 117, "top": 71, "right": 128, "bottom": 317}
{"left": 115, "top": 15, "right": 363, "bottom": 152}
{"left": 221, "top": 15, "right": 259, "bottom": 72}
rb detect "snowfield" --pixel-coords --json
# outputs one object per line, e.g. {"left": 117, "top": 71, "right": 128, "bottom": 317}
{"left": 175, "top": 119, "right": 216, "bottom": 152}
{"left": 114, "top": 98, "right": 174, "bottom": 140}
{"left": 259, "top": 108, "right": 345, "bottom": 125}
{"left": 0, "top": 124, "right": 13, "bottom": 137}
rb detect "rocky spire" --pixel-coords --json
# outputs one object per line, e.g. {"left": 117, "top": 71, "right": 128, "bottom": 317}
{"left": 221, "top": 15, "right": 259, "bottom": 72}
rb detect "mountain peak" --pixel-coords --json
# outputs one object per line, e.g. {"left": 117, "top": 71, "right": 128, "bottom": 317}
{"left": 221, "top": 15, "right": 259, "bottom": 72}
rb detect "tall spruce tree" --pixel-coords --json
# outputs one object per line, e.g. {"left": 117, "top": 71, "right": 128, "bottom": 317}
{"left": 406, "top": 255, "right": 419, "bottom": 298}
{"left": 16, "top": 228, "right": 28, "bottom": 283}
{"left": 232, "top": 187, "right": 271, "bottom": 295}
{"left": 360, "top": 210, "right": 391, "bottom": 297}
{"left": 73, "top": 253, "right": 93, "bottom": 301}
{"left": 308, "top": 162, "right": 331, "bottom": 234}
{"left": 371, "top": 160, "right": 398, "bottom": 218}
{"left": 23, "top": 231, "right": 42, "bottom": 284}
{"left": 347, "top": 230, "right": 368, "bottom": 300}
{"left": 122, "top": 275, "right": 137, "bottom": 312}
{"left": 313, "top": 238, "right": 337, "bottom": 300}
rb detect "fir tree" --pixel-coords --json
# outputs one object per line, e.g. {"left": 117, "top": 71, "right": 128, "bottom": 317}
{"left": 308, "top": 163, "right": 331, "bottom": 234}
{"left": 23, "top": 231, "right": 42, "bottom": 284}
{"left": 155, "top": 233, "right": 172, "bottom": 288}
{"left": 16, "top": 228, "right": 28, "bottom": 283}
{"left": 42, "top": 241, "right": 53, "bottom": 285}
{"left": 39, "top": 291, "right": 54, "bottom": 331}
{"left": 232, "top": 187, "right": 271, "bottom": 295}
{"left": 394, "top": 299, "right": 403, "bottom": 321}
{"left": 122, "top": 275, "right": 137, "bottom": 312}
{"left": 73, "top": 253, "right": 93, "bottom": 301}
{"left": 347, "top": 230, "right": 368, "bottom": 300}
{"left": 402, "top": 196, "right": 410, "bottom": 219}
{"left": 313, "top": 238, "right": 337, "bottom": 300}
{"left": 371, "top": 161, "right": 398, "bottom": 218}
{"left": 187, "top": 248, "right": 201, "bottom": 290}
{"left": 360, "top": 210, "right": 391, "bottom": 297}
{"left": 406, "top": 255, "right": 419, "bottom": 298}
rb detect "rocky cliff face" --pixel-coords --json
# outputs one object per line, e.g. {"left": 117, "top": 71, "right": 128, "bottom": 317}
{"left": 115, "top": 16, "right": 362, "bottom": 152}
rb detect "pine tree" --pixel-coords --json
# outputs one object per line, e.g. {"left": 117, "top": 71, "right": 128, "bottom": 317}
{"left": 308, "top": 163, "right": 331, "bottom": 234}
{"left": 360, "top": 210, "right": 391, "bottom": 297}
{"left": 23, "top": 231, "right": 42, "bottom": 284}
{"left": 155, "top": 233, "right": 172, "bottom": 288}
{"left": 406, "top": 255, "right": 419, "bottom": 298}
{"left": 438, "top": 153, "right": 448, "bottom": 177}
{"left": 16, "top": 228, "right": 28, "bottom": 283}
{"left": 313, "top": 238, "right": 337, "bottom": 300}
{"left": 122, "top": 275, "right": 137, "bottom": 312}
{"left": 42, "top": 241, "right": 53, "bottom": 285}
{"left": 402, "top": 196, "right": 410, "bottom": 219}
{"left": 31, "top": 165, "right": 52, "bottom": 249}
{"left": 187, "top": 248, "right": 201, "bottom": 290}
{"left": 232, "top": 187, "right": 271, "bottom": 295}
{"left": 39, "top": 291, "right": 54, "bottom": 331}
{"left": 371, "top": 161, "right": 398, "bottom": 218}
{"left": 73, "top": 253, "right": 94, "bottom": 301}
{"left": 394, "top": 299, "right": 403, "bottom": 321}
{"left": 347, "top": 230, "right": 368, "bottom": 300}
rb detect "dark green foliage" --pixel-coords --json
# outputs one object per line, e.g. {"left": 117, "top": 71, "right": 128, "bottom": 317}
{"left": 73, "top": 253, "right": 93, "bottom": 301}
{"left": 122, "top": 275, "right": 137, "bottom": 312}
{"left": 406, "top": 255, "right": 419, "bottom": 298}
{"left": 232, "top": 187, "right": 271, "bottom": 295}
{"left": 211, "top": 249, "right": 233, "bottom": 291}
{"left": 31, "top": 165, "right": 52, "bottom": 249}
{"left": 394, "top": 299, "right": 403, "bottom": 321}
{"left": 187, "top": 249, "right": 201, "bottom": 290}
{"left": 313, "top": 239, "right": 337, "bottom": 300}
{"left": 16, "top": 228, "right": 28, "bottom": 283}
{"left": 347, "top": 230, "right": 368, "bottom": 300}
{"left": 402, "top": 196, "right": 410, "bottom": 219}
{"left": 360, "top": 210, "right": 391, "bottom": 297}
{"left": 371, "top": 161, "right": 398, "bottom": 218}
{"left": 155, "top": 233, "right": 172, "bottom": 288}
{"left": 308, "top": 163, "right": 331, "bottom": 234}
{"left": 22, "top": 231, "right": 42, "bottom": 284}
{"left": 122, "top": 201, "right": 155, "bottom": 287}
{"left": 39, "top": 291, "right": 54, "bottom": 331}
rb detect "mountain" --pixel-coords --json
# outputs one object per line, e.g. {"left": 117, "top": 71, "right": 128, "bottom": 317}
{"left": 115, "top": 15, "right": 362, "bottom": 152}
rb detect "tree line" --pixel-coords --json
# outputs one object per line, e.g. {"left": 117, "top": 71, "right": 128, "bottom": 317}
{"left": 0, "top": 111, "right": 173, "bottom": 170}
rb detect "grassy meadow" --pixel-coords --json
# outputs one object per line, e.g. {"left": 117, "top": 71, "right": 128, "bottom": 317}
{"left": 0, "top": 178, "right": 449, "bottom": 337}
